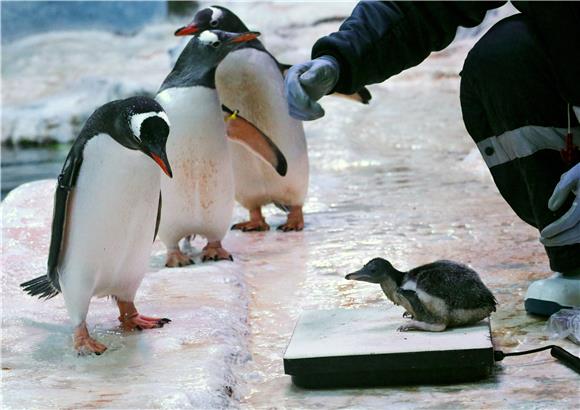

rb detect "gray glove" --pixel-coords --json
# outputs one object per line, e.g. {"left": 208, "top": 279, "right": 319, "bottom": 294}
{"left": 284, "top": 56, "right": 340, "bottom": 121}
{"left": 540, "top": 163, "right": 580, "bottom": 247}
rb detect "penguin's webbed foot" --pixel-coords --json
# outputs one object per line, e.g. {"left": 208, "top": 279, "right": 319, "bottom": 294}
{"left": 232, "top": 208, "right": 270, "bottom": 232}
{"left": 397, "top": 320, "right": 446, "bottom": 332}
{"left": 231, "top": 220, "right": 270, "bottom": 232}
{"left": 74, "top": 323, "right": 107, "bottom": 356}
{"left": 117, "top": 300, "right": 170, "bottom": 331}
{"left": 120, "top": 314, "right": 171, "bottom": 331}
{"left": 277, "top": 206, "right": 304, "bottom": 232}
{"left": 165, "top": 249, "right": 194, "bottom": 268}
{"left": 202, "top": 241, "right": 233, "bottom": 262}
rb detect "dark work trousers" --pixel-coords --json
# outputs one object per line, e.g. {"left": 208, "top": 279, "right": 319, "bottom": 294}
{"left": 460, "top": 14, "right": 580, "bottom": 273}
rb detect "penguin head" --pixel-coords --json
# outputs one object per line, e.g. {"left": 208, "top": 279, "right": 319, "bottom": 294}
{"left": 112, "top": 97, "right": 173, "bottom": 178}
{"left": 190, "top": 30, "right": 261, "bottom": 65}
{"left": 175, "top": 6, "right": 248, "bottom": 36}
{"left": 345, "top": 258, "right": 400, "bottom": 284}
{"left": 159, "top": 30, "right": 260, "bottom": 92}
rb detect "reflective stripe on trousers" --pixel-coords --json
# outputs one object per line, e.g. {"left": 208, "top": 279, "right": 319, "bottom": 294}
{"left": 477, "top": 125, "right": 580, "bottom": 169}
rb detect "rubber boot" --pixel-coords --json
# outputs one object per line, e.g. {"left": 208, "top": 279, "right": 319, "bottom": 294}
{"left": 525, "top": 271, "right": 580, "bottom": 317}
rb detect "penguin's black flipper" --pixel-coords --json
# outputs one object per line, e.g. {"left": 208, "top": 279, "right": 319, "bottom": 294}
{"left": 222, "top": 104, "right": 288, "bottom": 177}
{"left": 277, "top": 62, "right": 292, "bottom": 77}
{"left": 332, "top": 87, "right": 372, "bottom": 105}
{"left": 398, "top": 288, "right": 439, "bottom": 324}
{"left": 154, "top": 191, "right": 162, "bottom": 242}
{"left": 354, "top": 87, "right": 372, "bottom": 104}
{"left": 20, "top": 138, "right": 87, "bottom": 299}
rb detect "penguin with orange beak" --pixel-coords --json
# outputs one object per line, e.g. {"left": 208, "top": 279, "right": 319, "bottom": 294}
{"left": 156, "top": 30, "right": 288, "bottom": 265}
{"left": 21, "top": 96, "right": 173, "bottom": 355}
{"left": 174, "top": 6, "right": 371, "bottom": 232}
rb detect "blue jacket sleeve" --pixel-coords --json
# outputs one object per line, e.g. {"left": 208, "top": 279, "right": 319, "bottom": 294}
{"left": 312, "top": 1, "right": 505, "bottom": 94}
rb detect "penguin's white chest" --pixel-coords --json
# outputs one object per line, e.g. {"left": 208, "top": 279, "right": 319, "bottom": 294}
{"left": 155, "top": 87, "right": 234, "bottom": 244}
{"left": 60, "top": 134, "right": 160, "bottom": 298}
{"left": 216, "top": 48, "right": 309, "bottom": 208}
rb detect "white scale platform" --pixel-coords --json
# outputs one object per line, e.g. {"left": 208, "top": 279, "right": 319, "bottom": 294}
{"left": 284, "top": 307, "right": 494, "bottom": 388}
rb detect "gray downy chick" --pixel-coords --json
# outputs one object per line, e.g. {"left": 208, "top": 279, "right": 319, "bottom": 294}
{"left": 346, "top": 258, "right": 497, "bottom": 332}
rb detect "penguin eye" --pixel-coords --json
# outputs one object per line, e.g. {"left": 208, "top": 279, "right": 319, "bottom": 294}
{"left": 211, "top": 41, "right": 221, "bottom": 48}
{"left": 210, "top": 20, "right": 219, "bottom": 27}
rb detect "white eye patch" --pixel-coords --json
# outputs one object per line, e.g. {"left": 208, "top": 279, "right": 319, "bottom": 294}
{"left": 198, "top": 30, "right": 219, "bottom": 45}
{"left": 209, "top": 6, "right": 223, "bottom": 22}
{"left": 130, "top": 111, "right": 170, "bottom": 141}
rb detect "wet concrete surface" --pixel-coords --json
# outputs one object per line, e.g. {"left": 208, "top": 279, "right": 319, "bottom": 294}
{"left": 2, "top": 3, "right": 578, "bottom": 408}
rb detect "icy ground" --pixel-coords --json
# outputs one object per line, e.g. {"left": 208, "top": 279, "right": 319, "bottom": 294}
{"left": 2, "top": 2, "right": 579, "bottom": 409}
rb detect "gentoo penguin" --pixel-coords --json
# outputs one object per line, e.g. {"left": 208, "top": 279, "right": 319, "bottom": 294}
{"left": 175, "top": 6, "right": 371, "bottom": 232}
{"left": 20, "top": 97, "right": 173, "bottom": 355}
{"left": 346, "top": 258, "right": 497, "bottom": 332}
{"left": 156, "top": 30, "right": 288, "bottom": 266}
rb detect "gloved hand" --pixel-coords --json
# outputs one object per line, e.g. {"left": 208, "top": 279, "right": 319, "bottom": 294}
{"left": 540, "top": 163, "right": 580, "bottom": 246}
{"left": 284, "top": 56, "right": 340, "bottom": 121}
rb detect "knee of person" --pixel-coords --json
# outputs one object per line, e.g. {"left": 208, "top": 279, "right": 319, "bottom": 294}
{"left": 461, "top": 14, "right": 538, "bottom": 85}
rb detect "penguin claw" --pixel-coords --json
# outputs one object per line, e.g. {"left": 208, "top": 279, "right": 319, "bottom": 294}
{"left": 201, "top": 244, "right": 233, "bottom": 262}
{"left": 231, "top": 220, "right": 270, "bottom": 232}
{"left": 277, "top": 223, "right": 304, "bottom": 232}
{"left": 165, "top": 249, "right": 194, "bottom": 268}
{"left": 120, "top": 314, "right": 171, "bottom": 331}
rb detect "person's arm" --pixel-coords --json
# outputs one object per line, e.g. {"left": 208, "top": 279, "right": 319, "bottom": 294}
{"left": 312, "top": 1, "right": 505, "bottom": 95}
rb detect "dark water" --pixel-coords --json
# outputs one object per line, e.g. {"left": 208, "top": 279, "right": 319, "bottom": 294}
{"left": 1, "top": 146, "right": 70, "bottom": 199}
{"left": 1, "top": 1, "right": 168, "bottom": 44}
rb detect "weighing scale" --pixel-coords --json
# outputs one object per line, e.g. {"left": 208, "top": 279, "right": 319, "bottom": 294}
{"left": 284, "top": 307, "right": 495, "bottom": 388}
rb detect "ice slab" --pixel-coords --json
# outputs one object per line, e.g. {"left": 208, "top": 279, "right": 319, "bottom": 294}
{"left": 284, "top": 307, "right": 494, "bottom": 388}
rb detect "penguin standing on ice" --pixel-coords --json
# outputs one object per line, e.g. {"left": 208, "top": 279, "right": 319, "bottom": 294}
{"left": 156, "top": 30, "right": 288, "bottom": 266}
{"left": 175, "top": 6, "right": 371, "bottom": 232}
{"left": 346, "top": 258, "right": 497, "bottom": 331}
{"left": 20, "top": 97, "right": 173, "bottom": 355}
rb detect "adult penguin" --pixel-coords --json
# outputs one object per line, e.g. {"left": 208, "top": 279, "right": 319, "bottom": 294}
{"left": 21, "top": 97, "right": 173, "bottom": 355}
{"left": 174, "top": 6, "right": 371, "bottom": 231}
{"left": 156, "top": 30, "right": 288, "bottom": 265}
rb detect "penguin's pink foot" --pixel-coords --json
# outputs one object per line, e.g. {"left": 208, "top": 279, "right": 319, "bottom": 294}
{"left": 397, "top": 320, "right": 446, "bottom": 332}
{"left": 231, "top": 208, "right": 270, "bottom": 232}
{"left": 117, "top": 301, "right": 171, "bottom": 331}
{"left": 202, "top": 241, "right": 233, "bottom": 262}
{"left": 232, "top": 220, "right": 270, "bottom": 232}
{"left": 74, "top": 323, "right": 107, "bottom": 356}
{"left": 277, "top": 206, "right": 304, "bottom": 232}
{"left": 165, "top": 248, "right": 194, "bottom": 267}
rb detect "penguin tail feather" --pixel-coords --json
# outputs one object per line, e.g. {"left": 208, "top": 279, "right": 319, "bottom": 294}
{"left": 20, "top": 275, "right": 60, "bottom": 300}
{"left": 274, "top": 202, "right": 291, "bottom": 213}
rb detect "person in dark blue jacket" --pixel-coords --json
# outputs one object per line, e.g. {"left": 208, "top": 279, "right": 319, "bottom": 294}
{"left": 285, "top": 1, "right": 580, "bottom": 317}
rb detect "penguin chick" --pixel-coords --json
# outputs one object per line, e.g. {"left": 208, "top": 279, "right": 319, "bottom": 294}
{"left": 346, "top": 258, "right": 497, "bottom": 332}
{"left": 20, "top": 96, "right": 173, "bottom": 355}
{"left": 156, "top": 30, "right": 288, "bottom": 265}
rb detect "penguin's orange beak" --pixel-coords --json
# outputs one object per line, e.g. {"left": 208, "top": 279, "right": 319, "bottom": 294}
{"left": 175, "top": 24, "right": 199, "bottom": 36}
{"left": 227, "top": 31, "right": 260, "bottom": 44}
{"left": 149, "top": 152, "right": 173, "bottom": 178}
